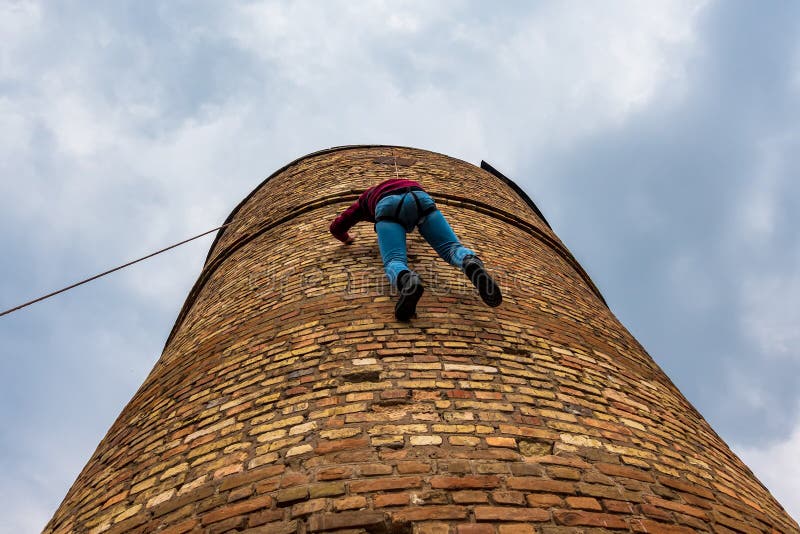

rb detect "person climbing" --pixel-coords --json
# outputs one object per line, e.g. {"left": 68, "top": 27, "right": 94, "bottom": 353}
{"left": 330, "top": 177, "right": 502, "bottom": 321}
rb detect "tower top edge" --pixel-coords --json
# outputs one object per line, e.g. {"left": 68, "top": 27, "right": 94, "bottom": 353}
{"left": 205, "top": 144, "right": 483, "bottom": 264}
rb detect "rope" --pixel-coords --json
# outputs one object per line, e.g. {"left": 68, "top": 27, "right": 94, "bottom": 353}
{"left": 391, "top": 148, "right": 401, "bottom": 180}
{"left": 0, "top": 223, "right": 230, "bottom": 318}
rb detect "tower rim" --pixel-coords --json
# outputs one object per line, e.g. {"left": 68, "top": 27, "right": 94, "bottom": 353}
{"left": 204, "top": 144, "right": 546, "bottom": 265}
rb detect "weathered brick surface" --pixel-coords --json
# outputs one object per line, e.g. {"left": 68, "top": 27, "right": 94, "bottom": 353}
{"left": 44, "top": 146, "right": 799, "bottom": 533}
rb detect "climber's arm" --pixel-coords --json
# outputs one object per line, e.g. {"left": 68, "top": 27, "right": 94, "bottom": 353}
{"left": 330, "top": 200, "right": 364, "bottom": 244}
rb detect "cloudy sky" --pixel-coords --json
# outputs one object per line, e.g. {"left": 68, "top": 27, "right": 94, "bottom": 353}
{"left": 1, "top": 1, "right": 799, "bottom": 531}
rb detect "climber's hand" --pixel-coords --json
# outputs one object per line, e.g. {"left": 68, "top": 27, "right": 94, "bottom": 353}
{"left": 344, "top": 234, "right": 355, "bottom": 245}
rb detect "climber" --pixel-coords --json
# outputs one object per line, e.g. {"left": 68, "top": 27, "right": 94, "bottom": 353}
{"left": 330, "top": 177, "right": 502, "bottom": 321}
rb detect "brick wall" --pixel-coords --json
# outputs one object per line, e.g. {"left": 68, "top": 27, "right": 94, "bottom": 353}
{"left": 45, "top": 146, "right": 799, "bottom": 533}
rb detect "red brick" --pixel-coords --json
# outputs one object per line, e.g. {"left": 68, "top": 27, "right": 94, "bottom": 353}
{"left": 228, "top": 486, "right": 252, "bottom": 502}
{"left": 254, "top": 476, "right": 282, "bottom": 494}
{"left": 596, "top": 462, "right": 654, "bottom": 483}
{"left": 152, "top": 485, "right": 215, "bottom": 517}
{"left": 309, "top": 482, "right": 345, "bottom": 498}
{"left": 583, "top": 470, "right": 615, "bottom": 486}
{"left": 397, "top": 461, "right": 431, "bottom": 474}
{"left": 640, "top": 503, "right": 674, "bottom": 521}
{"left": 566, "top": 496, "right": 602, "bottom": 510}
{"left": 527, "top": 493, "right": 562, "bottom": 507}
{"left": 681, "top": 492, "right": 714, "bottom": 509}
{"left": 492, "top": 491, "right": 525, "bottom": 505}
{"left": 507, "top": 477, "right": 575, "bottom": 493}
{"left": 291, "top": 498, "right": 326, "bottom": 517}
{"left": 333, "top": 495, "right": 366, "bottom": 511}
{"left": 430, "top": 476, "right": 501, "bottom": 489}
{"left": 417, "top": 523, "right": 451, "bottom": 534}
{"left": 710, "top": 510, "right": 762, "bottom": 534}
{"left": 307, "top": 511, "right": 387, "bottom": 532}
{"left": 498, "top": 525, "right": 536, "bottom": 534}
{"left": 474, "top": 506, "right": 549, "bottom": 522}
{"left": 335, "top": 450, "right": 374, "bottom": 463}
{"left": 577, "top": 482, "right": 623, "bottom": 499}
{"left": 206, "top": 516, "right": 246, "bottom": 533}
{"left": 498, "top": 424, "right": 558, "bottom": 440}
{"left": 359, "top": 463, "right": 393, "bottom": 476}
{"left": 510, "top": 463, "right": 544, "bottom": 477}
{"left": 658, "top": 477, "right": 715, "bottom": 500}
{"left": 350, "top": 477, "right": 422, "bottom": 493}
{"left": 486, "top": 437, "right": 517, "bottom": 448}
{"left": 441, "top": 460, "right": 471, "bottom": 474}
{"left": 102, "top": 491, "right": 127, "bottom": 509}
{"left": 457, "top": 524, "right": 494, "bottom": 534}
{"left": 392, "top": 505, "right": 469, "bottom": 522}
{"left": 553, "top": 509, "right": 628, "bottom": 529}
{"left": 201, "top": 495, "right": 272, "bottom": 525}
{"left": 219, "top": 464, "right": 286, "bottom": 491}
{"left": 374, "top": 493, "right": 410, "bottom": 507}
{"left": 381, "top": 389, "right": 411, "bottom": 400}
{"left": 646, "top": 495, "right": 709, "bottom": 519}
{"left": 630, "top": 519, "right": 697, "bottom": 534}
{"left": 316, "top": 467, "right": 353, "bottom": 481}
{"left": 453, "top": 491, "right": 490, "bottom": 504}
{"left": 280, "top": 471, "right": 310, "bottom": 488}
{"left": 158, "top": 519, "right": 199, "bottom": 534}
{"left": 547, "top": 466, "right": 582, "bottom": 480}
{"left": 535, "top": 455, "right": 592, "bottom": 469}
{"left": 315, "top": 437, "right": 369, "bottom": 454}
{"left": 248, "top": 509, "right": 284, "bottom": 526}
{"left": 276, "top": 486, "right": 309, "bottom": 505}
{"left": 605, "top": 499, "right": 636, "bottom": 514}
{"left": 413, "top": 391, "right": 441, "bottom": 401}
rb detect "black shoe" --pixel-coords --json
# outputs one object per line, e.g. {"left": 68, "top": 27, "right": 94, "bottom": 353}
{"left": 463, "top": 255, "right": 502, "bottom": 307}
{"left": 395, "top": 270, "right": 424, "bottom": 321}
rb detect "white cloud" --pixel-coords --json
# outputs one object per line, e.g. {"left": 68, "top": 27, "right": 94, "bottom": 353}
{"left": 735, "top": 133, "right": 800, "bottom": 360}
{"left": 724, "top": 368, "right": 771, "bottom": 412}
{"left": 0, "top": 0, "right": 42, "bottom": 78}
{"left": 0, "top": 482, "right": 51, "bottom": 534}
{"left": 498, "top": 1, "right": 701, "bottom": 121}
{"left": 1, "top": 0, "right": 709, "bottom": 257}
{"left": 224, "top": 0, "right": 706, "bottom": 169}
{"left": 740, "top": 268, "right": 800, "bottom": 359}
{"left": 738, "top": 137, "right": 790, "bottom": 242}
{"left": 735, "top": 409, "right": 800, "bottom": 522}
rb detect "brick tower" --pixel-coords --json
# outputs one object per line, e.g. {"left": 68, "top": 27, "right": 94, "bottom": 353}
{"left": 46, "top": 146, "right": 798, "bottom": 534}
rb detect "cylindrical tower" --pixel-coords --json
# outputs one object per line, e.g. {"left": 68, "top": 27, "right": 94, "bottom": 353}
{"left": 46, "top": 146, "right": 797, "bottom": 534}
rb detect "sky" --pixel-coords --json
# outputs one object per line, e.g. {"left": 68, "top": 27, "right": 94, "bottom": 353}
{"left": 1, "top": 1, "right": 799, "bottom": 531}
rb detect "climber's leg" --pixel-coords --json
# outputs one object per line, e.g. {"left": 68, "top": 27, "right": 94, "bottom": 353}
{"left": 417, "top": 202, "right": 474, "bottom": 269}
{"left": 375, "top": 219, "right": 410, "bottom": 287}
{"left": 375, "top": 220, "right": 424, "bottom": 321}
{"left": 375, "top": 193, "right": 426, "bottom": 320}
{"left": 416, "top": 197, "right": 502, "bottom": 307}
{"left": 462, "top": 254, "right": 503, "bottom": 307}
{"left": 394, "top": 269, "right": 424, "bottom": 322}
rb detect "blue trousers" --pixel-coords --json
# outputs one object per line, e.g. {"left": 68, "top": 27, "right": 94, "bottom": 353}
{"left": 374, "top": 190, "right": 475, "bottom": 286}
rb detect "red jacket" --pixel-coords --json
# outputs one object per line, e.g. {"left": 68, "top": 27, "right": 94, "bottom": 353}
{"left": 330, "top": 179, "right": 422, "bottom": 242}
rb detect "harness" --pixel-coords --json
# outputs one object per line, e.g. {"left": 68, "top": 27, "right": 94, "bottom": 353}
{"left": 374, "top": 186, "right": 437, "bottom": 227}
